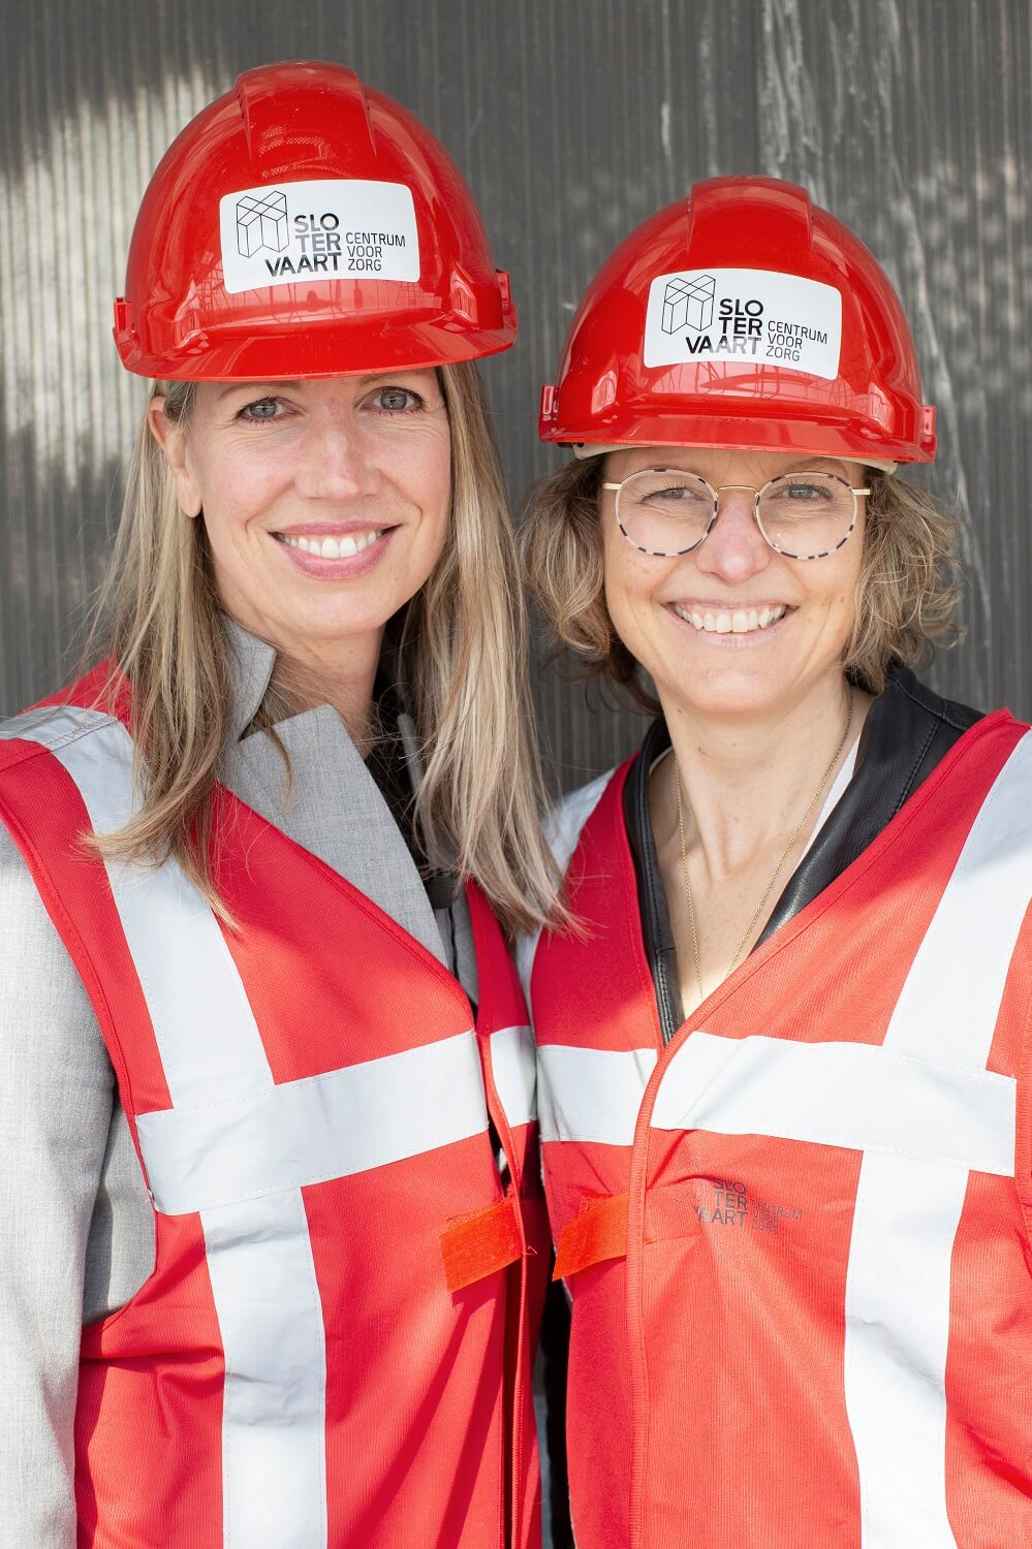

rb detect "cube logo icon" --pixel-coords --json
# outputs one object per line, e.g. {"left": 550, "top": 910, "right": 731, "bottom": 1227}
{"left": 235, "top": 190, "right": 289, "bottom": 258}
{"left": 661, "top": 273, "right": 716, "bottom": 334}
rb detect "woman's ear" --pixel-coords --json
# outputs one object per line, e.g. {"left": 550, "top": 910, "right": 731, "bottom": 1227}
{"left": 148, "top": 396, "right": 202, "bottom": 518}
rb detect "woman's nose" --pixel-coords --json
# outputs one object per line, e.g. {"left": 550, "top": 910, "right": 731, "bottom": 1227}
{"left": 294, "top": 418, "right": 375, "bottom": 500}
{"left": 693, "top": 489, "right": 771, "bottom": 582}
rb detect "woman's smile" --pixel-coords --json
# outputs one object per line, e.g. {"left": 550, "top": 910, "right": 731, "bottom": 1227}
{"left": 272, "top": 521, "right": 398, "bottom": 579}
{"left": 666, "top": 599, "right": 793, "bottom": 643}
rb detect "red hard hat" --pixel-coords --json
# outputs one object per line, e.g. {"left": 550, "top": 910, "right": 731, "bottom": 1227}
{"left": 540, "top": 176, "right": 936, "bottom": 465}
{"left": 114, "top": 60, "right": 517, "bottom": 380}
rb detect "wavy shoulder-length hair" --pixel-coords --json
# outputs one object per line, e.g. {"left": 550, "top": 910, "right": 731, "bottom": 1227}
{"left": 519, "top": 453, "right": 960, "bottom": 708}
{"left": 86, "top": 361, "right": 562, "bottom": 937}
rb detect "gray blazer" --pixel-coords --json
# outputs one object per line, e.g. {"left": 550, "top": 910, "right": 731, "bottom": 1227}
{"left": 0, "top": 622, "right": 477, "bottom": 1546}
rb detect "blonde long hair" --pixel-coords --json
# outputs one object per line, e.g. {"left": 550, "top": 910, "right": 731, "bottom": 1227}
{"left": 86, "top": 362, "right": 562, "bottom": 937}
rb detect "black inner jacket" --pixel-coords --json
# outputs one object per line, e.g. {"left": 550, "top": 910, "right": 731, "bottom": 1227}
{"left": 366, "top": 675, "right": 458, "bottom": 912}
{"left": 541, "top": 665, "right": 983, "bottom": 1546}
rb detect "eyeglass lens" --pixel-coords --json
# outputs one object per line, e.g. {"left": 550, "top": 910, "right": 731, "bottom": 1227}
{"left": 616, "top": 470, "right": 857, "bottom": 559}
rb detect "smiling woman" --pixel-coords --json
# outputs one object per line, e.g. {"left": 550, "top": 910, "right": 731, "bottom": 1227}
{"left": 151, "top": 372, "right": 453, "bottom": 695}
{"left": 520, "top": 177, "right": 1032, "bottom": 1549}
{"left": 527, "top": 443, "right": 955, "bottom": 716}
{"left": 0, "top": 61, "right": 555, "bottom": 1549}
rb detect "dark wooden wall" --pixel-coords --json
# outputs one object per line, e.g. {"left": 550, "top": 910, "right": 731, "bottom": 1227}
{"left": 3, "top": 0, "right": 1031, "bottom": 789}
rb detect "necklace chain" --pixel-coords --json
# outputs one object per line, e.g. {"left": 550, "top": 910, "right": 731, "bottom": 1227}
{"left": 675, "top": 695, "right": 854, "bottom": 1009}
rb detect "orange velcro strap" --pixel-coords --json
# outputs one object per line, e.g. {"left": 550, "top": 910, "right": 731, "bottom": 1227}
{"left": 553, "top": 1192, "right": 629, "bottom": 1280}
{"left": 441, "top": 1197, "right": 523, "bottom": 1292}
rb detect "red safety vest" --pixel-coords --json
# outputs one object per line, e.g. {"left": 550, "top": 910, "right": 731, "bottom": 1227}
{"left": 527, "top": 710, "right": 1032, "bottom": 1549}
{"left": 0, "top": 670, "right": 548, "bottom": 1549}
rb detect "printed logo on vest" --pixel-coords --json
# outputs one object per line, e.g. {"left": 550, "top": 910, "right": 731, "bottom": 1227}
{"left": 694, "top": 1178, "right": 803, "bottom": 1232}
{"left": 644, "top": 267, "right": 842, "bottom": 378}
{"left": 219, "top": 178, "right": 421, "bottom": 294}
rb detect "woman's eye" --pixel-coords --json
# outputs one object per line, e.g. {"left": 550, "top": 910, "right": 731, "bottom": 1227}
{"left": 373, "top": 386, "right": 423, "bottom": 414}
{"left": 238, "top": 397, "right": 282, "bottom": 423}
{"left": 773, "top": 481, "right": 829, "bottom": 503}
{"left": 646, "top": 485, "right": 705, "bottom": 503}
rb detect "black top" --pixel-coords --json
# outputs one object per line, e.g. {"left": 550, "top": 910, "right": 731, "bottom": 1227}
{"left": 366, "top": 679, "right": 458, "bottom": 911}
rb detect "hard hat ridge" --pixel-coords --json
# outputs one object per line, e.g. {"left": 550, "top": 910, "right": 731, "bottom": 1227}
{"left": 233, "top": 62, "right": 377, "bottom": 163}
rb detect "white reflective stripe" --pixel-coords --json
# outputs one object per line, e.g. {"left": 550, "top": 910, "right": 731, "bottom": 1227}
{"left": 202, "top": 1191, "right": 327, "bottom": 1549}
{"left": 843, "top": 729, "right": 1032, "bottom": 1548}
{"left": 844, "top": 1156, "right": 968, "bottom": 1548}
{"left": 7, "top": 709, "right": 273, "bottom": 1108}
{"left": 538, "top": 1044, "right": 657, "bottom": 1145}
{"left": 516, "top": 769, "right": 613, "bottom": 1007}
{"left": 490, "top": 1024, "right": 536, "bottom": 1129}
{"left": 650, "top": 1033, "right": 1015, "bottom": 1175}
{"left": 884, "top": 729, "right": 1032, "bottom": 1066}
{"left": 138, "top": 1030, "right": 488, "bottom": 1214}
{"left": 0, "top": 703, "right": 115, "bottom": 748}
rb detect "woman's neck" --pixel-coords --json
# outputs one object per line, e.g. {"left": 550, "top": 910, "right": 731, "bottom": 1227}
{"left": 264, "top": 640, "right": 381, "bottom": 755}
{"left": 653, "top": 675, "right": 869, "bottom": 884}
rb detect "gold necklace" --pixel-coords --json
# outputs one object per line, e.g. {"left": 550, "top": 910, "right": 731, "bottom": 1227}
{"left": 675, "top": 694, "right": 854, "bottom": 1009}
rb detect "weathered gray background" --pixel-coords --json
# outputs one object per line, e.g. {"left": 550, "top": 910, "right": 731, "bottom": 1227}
{"left": 3, "top": 0, "right": 1031, "bottom": 789}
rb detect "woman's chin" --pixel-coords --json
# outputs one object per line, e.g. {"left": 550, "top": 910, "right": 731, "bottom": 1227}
{"left": 654, "top": 657, "right": 805, "bottom": 721}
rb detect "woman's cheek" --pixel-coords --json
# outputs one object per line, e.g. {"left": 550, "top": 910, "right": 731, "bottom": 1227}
{"left": 605, "top": 555, "right": 658, "bottom": 654}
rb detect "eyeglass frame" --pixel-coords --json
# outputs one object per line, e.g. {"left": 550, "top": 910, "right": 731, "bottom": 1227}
{"left": 601, "top": 468, "right": 871, "bottom": 562}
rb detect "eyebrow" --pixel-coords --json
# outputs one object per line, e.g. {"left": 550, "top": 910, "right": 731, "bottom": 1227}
{"left": 214, "top": 382, "right": 293, "bottom": 401}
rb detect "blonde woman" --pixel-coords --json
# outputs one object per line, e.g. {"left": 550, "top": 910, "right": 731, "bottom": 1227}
{"left": 0, "top": 63, "right": 555, "bottom": 1549}
{"left": 521, "top": 177, "right": 1032, "bottom": 1547}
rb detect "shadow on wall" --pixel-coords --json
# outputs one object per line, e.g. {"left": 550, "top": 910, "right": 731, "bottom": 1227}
{"left": 4, "top": 0, "right": 1032, "bottom": 773}
{"left": 2, "top": 425, "right": 123, "bottom": 713}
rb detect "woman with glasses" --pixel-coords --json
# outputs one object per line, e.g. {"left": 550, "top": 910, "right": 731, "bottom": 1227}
{"left": 520, "top": 176, "right": 1031, "bottom": 1547}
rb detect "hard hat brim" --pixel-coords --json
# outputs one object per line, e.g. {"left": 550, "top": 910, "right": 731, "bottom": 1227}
{"left": 116, "top": 315, "right": 517, "bottom": 382}
{"left": 541, "top": 406, "right": 933, "bottom": 468}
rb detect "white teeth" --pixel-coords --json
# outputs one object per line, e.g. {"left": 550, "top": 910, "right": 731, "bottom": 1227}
{"left": 280, "top": 530, "right": 381, "bottom": 557}
{"left": 673, "top": 603, "right": 787, "bottom": 634}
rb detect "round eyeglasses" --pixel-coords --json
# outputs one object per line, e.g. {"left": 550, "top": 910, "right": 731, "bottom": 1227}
{"left": 602, "top": 469, "right": 870, "bottom": 561}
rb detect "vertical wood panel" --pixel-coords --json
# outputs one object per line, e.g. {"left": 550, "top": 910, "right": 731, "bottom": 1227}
{"left": 2, "top": 0, "right": 1031, "bottom": 791}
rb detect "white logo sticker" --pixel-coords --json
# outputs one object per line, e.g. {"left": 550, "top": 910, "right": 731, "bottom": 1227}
{"left": 643, "top": 267, "right": 842, "bottom": 379}
{"left": 219, "top": 179, "right": 420, "bottom": 294}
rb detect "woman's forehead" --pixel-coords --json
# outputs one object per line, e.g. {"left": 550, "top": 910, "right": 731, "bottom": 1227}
{"left": 604, "top": 447, "right": 855, "bottom": 481}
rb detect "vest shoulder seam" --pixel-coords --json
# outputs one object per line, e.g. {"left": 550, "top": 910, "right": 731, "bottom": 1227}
{"left": 0, "top": 708, "right": 121, "bottom": 770}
